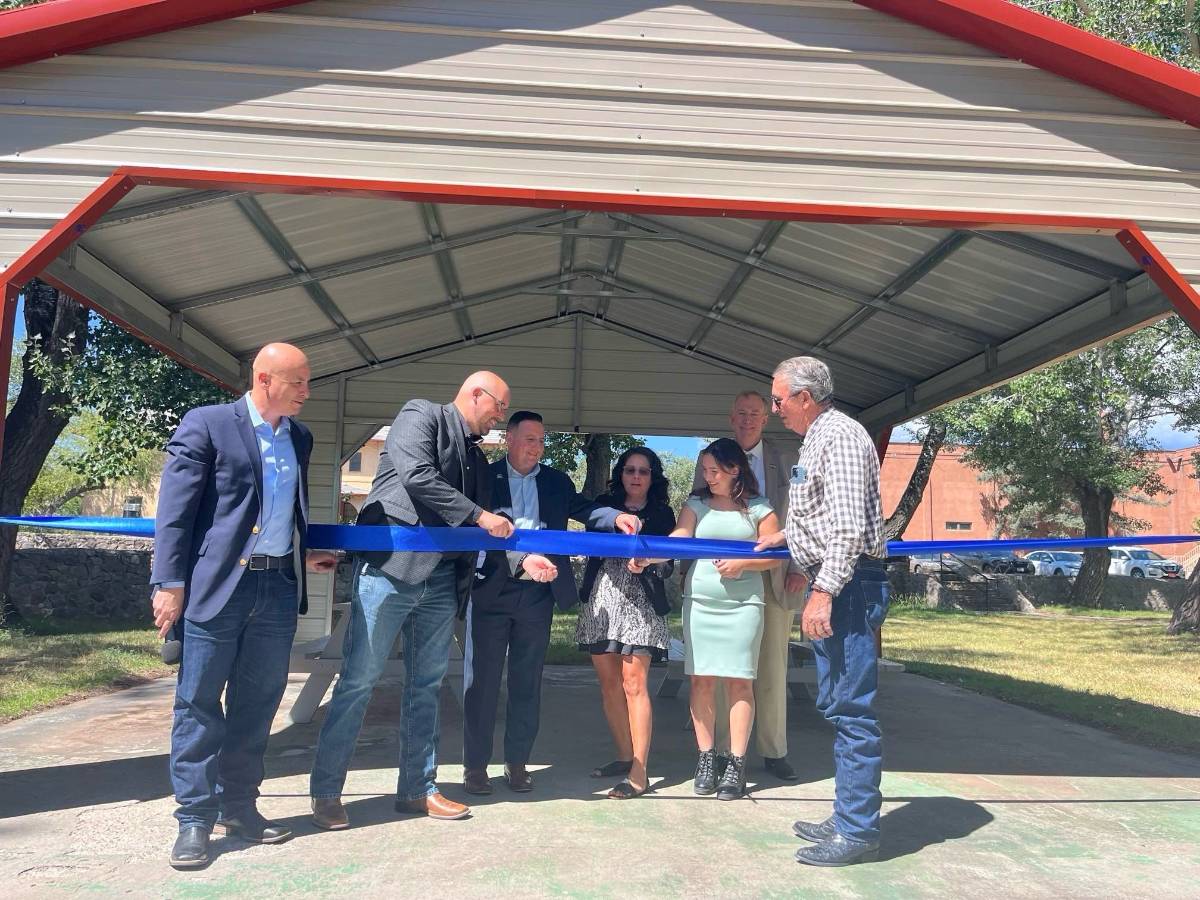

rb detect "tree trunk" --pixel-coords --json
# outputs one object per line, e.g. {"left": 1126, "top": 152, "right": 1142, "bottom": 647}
{"left": 0, "top": 281, "right": 88, "bottom": 627}
{"left": 581, "top": 433, "right": 612, "bottom": 499}
{"left": 1167, "top": 559, "right": 1200, "bottom": 635}
{"left": 35, "top": 479, "right": 102, "bottom": 515}
{"left": 884, "top": 418, "right": 947, "bottom": 541}
{"left": 1071, "top": 483, "right": 1114, "bottom": 607}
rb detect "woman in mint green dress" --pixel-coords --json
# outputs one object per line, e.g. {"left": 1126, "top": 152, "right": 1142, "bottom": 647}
{"left": 633, "top": 438, "right": 780, "bottom": 800}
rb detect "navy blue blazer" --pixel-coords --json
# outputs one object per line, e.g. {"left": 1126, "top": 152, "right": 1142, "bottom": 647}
{"left": 472, "top": 459, "right": 619, "bottom": 613}
{"left": 151, "top": 396, "right": 312, "bottom": 622}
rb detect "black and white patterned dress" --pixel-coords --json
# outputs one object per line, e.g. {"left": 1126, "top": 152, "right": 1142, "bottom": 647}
{"left": 575, "top": 557, "right": 671, "bottom": 662}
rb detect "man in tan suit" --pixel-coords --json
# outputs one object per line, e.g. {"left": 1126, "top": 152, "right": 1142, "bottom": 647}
{"left": 691, "top": 390, "right": 805, "bottom": 780}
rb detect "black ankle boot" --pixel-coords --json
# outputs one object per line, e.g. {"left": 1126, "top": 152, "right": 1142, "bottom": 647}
{"left": 717, "top": 753, "right": 746, "bottom": 800}
{"left": 693, "top": 749, "right": 718, "bottom": 796}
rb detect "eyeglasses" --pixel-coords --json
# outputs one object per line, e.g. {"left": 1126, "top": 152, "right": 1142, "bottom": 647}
{"left": 622, "top": 466, "right": 652, "bottom": 476}
{"left": 479, "top": 386, "right": 508, "bottom": 412}
{"left": 769, "top": 392, "right": 795, "bottom": 410}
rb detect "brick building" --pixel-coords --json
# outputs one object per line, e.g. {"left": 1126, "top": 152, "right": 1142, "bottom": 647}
{"left": 882, "top": 442, "right": 1200, "bottom": 555}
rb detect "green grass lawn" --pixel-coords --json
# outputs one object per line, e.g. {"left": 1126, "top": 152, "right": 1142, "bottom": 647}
{"left": 881, "top": 605, "right": 1200, "bottom": 754}
{"left": 0, "top": 617, "right": 168, "bottom": 722}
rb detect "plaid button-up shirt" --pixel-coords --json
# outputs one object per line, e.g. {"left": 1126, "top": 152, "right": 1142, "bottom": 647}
{"left": 785, "top": 407, "right": 884, "bottom": 597}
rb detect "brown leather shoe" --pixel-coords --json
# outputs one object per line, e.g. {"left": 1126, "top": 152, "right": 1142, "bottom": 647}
{"left": 311, "top": 796, "right": 349, "bottom": 830}
{"left": 394, "top": 792, "right": 470, "bottom": 820}
{"left": 463, "top": 768, "right": 493, "bottom": 796}
{"left": 504, "top": 763, "right": 533, "bottom": 793}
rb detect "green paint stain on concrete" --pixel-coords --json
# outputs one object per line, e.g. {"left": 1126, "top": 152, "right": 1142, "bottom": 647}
{"left": 166, "top": 862, "right": 363, "bottom": 899}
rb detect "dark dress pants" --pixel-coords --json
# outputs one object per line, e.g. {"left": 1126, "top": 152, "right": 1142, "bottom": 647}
{"left": 462, "top": 579, "right": 555, "bottom": 770}
{"left": 171, "top": 567, "right": 298, "bottom": 830}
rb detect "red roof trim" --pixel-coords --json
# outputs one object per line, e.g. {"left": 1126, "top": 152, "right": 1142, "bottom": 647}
{"left": 0, "top": 0, "right": 308, "bottom": 71}
{"left": 854, "top": 0, "right": 1200, "bottom": 127}
{"left": 1, "top": 0, "right": 1198, "bottom": 128}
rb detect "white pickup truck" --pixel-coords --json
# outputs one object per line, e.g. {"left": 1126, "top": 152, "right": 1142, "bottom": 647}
{"left": 1107, "top": 546, "right": 1183, "bottom": 579}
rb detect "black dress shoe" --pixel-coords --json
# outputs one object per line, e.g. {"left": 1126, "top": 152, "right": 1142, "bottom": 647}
{"left": 792, "top": 815, "right": 837, "bottom": 843}
{"left": 504, "top": 763, "right": 533, "bottom": 793}
{"left": 795, "top": 833, "right": 880, "bottom": 867}
{"left": 169, "top": 826, "right": 210, "bottom": 869}
{"left": 763, "top": 756, "right": 799, "bottom": 781}
{"left": 216, "top": 808, "right": 292, "bottom": 844}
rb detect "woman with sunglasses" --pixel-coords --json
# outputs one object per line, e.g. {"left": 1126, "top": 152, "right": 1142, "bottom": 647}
{"left": 575, "top": 446, "right": 676, "bottom": 799}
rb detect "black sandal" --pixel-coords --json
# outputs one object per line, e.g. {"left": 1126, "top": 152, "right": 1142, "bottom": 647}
{"left": 608, "top": 779, "right": 650, "bottom": 799}
{"left": 591, "top": 759, "right": 633, "bottom": 779}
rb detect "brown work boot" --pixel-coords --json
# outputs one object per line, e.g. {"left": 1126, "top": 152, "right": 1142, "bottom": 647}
{"left": 504, "top": 763, "right": 533, "bottom": 793}
{"left": 463, "top": 768, "right": 493, "bottom": 795}
{"left": 394, "top": 792, "right": 470, "bottom": 820}
{"left": 311, "top": 797, "right": 349, "bottom": 830}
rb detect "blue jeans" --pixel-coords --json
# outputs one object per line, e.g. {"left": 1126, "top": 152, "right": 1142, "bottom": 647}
{"left": 171, "top": 567, "right": 298, "bottom": 831}
{"left": 310, "top": 560, "right": 457, "bottom": 801}
{"left": 811, "top": 561, "right": 890, "bottom": 844}
{"left": 462, "top": 580, "right": 555, "bottom": 770}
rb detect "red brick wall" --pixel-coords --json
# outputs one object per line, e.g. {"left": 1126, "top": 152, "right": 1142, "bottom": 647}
{"left": 882, "top": 443, "right": 1200, "bottom": 545}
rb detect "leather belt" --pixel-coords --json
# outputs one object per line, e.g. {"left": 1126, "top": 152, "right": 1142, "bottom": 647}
{"left": 248, "top": 553, "right": 293, "bottom": 571}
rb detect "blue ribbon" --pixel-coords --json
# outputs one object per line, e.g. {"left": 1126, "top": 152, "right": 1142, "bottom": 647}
{"left": 1, "top": 516, "right": 1197, "bottom": 558}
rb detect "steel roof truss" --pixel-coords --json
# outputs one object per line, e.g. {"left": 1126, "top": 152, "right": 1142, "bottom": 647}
{"left": 233, "top": 194, "right": 379, "bottom": 367}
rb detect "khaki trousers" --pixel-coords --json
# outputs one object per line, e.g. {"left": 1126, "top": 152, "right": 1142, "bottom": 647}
{"left": 714, "top": 579, "right": 795, "bottom": 758}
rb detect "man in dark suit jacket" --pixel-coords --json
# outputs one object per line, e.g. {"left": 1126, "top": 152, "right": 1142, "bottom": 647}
{"left": 309, "top": 371, "right": 515, "bottom": 827}
{"left": 151, "top": 343, "right": 336, "bottom": 870}
{"left": 462, "top": 411, "right": 640, "bottom": 795}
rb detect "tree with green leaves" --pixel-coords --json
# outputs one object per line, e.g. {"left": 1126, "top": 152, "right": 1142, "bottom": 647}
{"left": 1013, "top": 0, "right": 1199, "bottom": 70}
{"left": 1, "top": 280, "right": 227, "bottom": 626}
{"left": 943, "top": 315, "right": 1200, "bottom": 608}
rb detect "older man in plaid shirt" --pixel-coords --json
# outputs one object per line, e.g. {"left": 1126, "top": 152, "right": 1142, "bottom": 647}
{"left": 756, "top": 355, "right": 889, "bottom": 868}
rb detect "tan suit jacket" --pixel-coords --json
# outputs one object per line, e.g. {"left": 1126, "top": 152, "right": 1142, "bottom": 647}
{"left": 691, "top": 435, "right": 805, "bottom": 610}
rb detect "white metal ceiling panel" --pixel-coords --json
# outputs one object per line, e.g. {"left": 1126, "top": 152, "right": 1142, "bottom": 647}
{"left": 81, "top": 200, "right": 291, "bottom": 302}
{"left": 451, "top": 234, "right": 560, "bottom": 296}
{"left": 184, "top": 286, "right": 335, "bottom": 355}
{"left": 255, "top": 192, "right": 429, "bottom": 267}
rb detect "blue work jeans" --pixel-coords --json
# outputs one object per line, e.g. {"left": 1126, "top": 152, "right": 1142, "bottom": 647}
{"left": 171, "top": 567, "right": 298, "bottom": 831}
{"left": 811, "top": 561, "right": 890, "bottom": 844}
{"left": 310, "top": 560, "right": 457, "bottom": 802}
{"left": 462, "top": 580, "right": 555, "bottom": 770}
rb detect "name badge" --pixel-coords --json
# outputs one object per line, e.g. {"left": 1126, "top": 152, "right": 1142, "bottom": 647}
{"left": 791, "top": 465, "right": 807, "bottom": 484}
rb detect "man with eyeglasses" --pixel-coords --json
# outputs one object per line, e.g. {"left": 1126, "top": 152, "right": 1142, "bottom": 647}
{"left": 690, "top": 390, "right": 804, "bottom": 783}
{"left": 152, "top": 342, "right": 337, "bottom": 869}
{"left": 310, "top": 371, "right": 516, "bottom": 827}
{"left": 462, "top": 410, "right": 642, "bottom": 795}
{"left": 755, "top": 356, "right": 888, "bottom": 867}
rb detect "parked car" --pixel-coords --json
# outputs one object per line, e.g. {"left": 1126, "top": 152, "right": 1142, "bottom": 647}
{"left": 1107, "top": 546, "right": 1183, "bottom": 579}
{"left": 909, "top": 552, "right": 969, "bottom": 576}
{"left": 959, "top": 549, "right": 1035, "bottom": 575}
{"left": 1024, "top": 550, "right": 1083, "bottom": 577}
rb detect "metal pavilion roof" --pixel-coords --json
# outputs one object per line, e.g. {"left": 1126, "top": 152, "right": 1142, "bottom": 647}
{"left": 45, "top": 181, "right": 1165, "bottom": 438}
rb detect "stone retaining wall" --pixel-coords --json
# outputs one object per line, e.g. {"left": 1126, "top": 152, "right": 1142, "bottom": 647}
{"left": 889, "top": 568, "right": 1185, "bottom": 612}
{"left": 11, "top": 532, "right": 153, "bottom": 621}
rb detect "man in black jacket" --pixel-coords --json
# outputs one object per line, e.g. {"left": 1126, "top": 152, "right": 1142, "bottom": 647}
{"left": 462, "top": 410, "right": 640, "bottom": 795}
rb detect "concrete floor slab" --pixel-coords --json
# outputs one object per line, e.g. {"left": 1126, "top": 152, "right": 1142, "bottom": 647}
{"left": 1, "top": 668, "right": 1198, "bottom": 899}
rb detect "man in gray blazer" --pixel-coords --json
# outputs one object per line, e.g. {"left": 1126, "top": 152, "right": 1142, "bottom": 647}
{"left": 309, "top": 371, "right": 515, "bottom": 827}
{"left": 692, "top": 390, "right": 805, "bottom": 780}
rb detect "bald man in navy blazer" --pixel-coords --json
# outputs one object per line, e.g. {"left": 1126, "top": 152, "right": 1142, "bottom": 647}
{"left": 151, "top": 342, "right": 335, "bottom": 870}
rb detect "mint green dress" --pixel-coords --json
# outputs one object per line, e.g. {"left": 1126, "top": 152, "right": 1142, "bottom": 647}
{"left": 682, "top": 496, "right": 774, "bottom": 679}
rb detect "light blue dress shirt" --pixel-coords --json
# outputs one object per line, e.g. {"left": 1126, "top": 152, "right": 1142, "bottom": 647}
{"left": 245, "top": 393, "right": 298, "bottom": 556}
{"left": 507, "top": 460, "right": 542, "bottom": 531}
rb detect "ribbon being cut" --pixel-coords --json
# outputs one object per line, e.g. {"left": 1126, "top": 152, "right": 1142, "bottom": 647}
{"left": 2, "top": 516, "right": 1198, "bottom": 558}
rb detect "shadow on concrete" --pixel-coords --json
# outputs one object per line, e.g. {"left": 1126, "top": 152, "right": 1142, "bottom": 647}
{"left": 876, "top": 797, "right": 995, "bottom": 862}
{"left": 3, "top": 668, "right": 1200, "bottom": 823}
